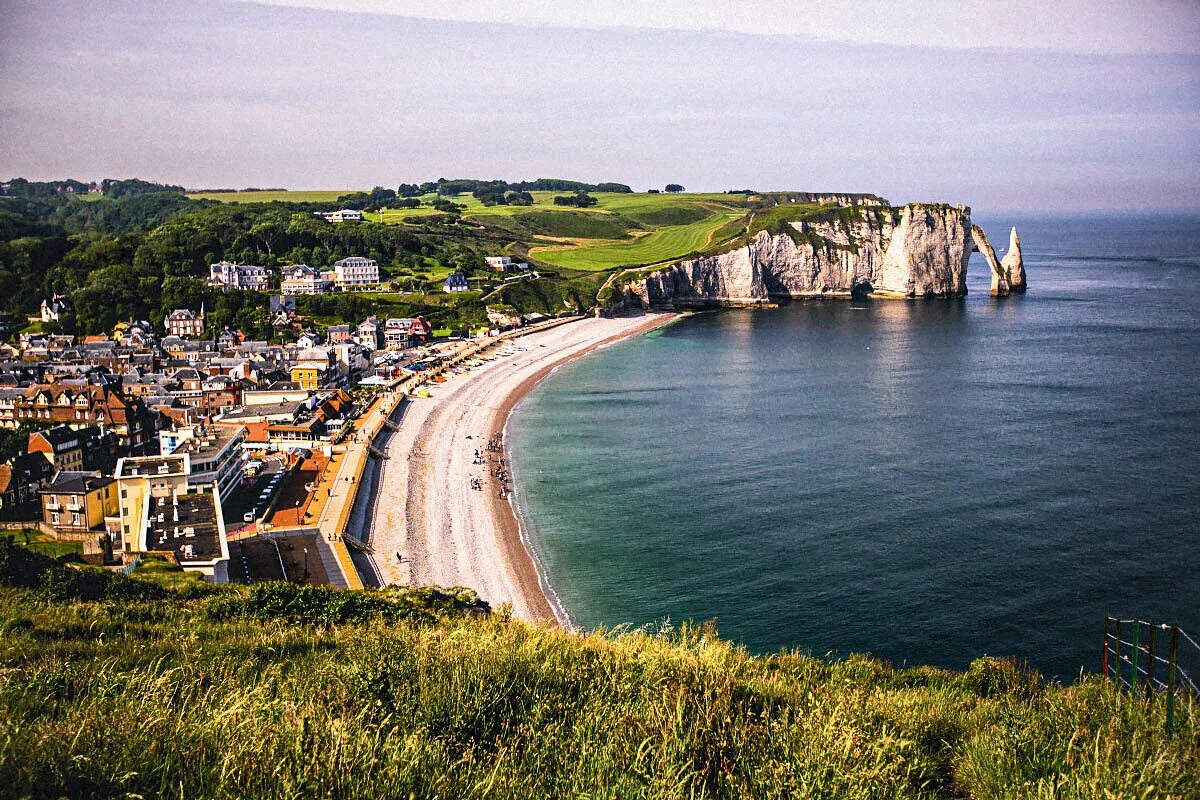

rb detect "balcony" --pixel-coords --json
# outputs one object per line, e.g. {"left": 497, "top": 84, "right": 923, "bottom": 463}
{"left": 45, "top": 502, "right": 61, "bottom": 511}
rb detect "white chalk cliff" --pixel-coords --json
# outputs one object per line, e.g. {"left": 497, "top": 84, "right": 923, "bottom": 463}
{"left": 1001, "top": 226, "right": 1027, "bottom": 292}
{"left": 612, "top": 203, "right": 1025, "bottom": 307}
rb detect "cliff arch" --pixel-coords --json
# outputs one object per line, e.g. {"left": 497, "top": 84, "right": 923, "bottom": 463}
{"left": 970, "top": 225, "right": 1011, "bottom": 296}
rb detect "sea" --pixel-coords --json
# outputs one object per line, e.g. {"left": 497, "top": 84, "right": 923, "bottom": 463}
{"left": 507, "top": 213, "right": 1200, "bottom": 680}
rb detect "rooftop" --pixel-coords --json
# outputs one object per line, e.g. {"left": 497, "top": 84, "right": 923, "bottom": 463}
{"left": 116, "top": 455, "right": 187, "bottom": 479}
{"left": 168, "top": 426, "right": 246, "bottom": 461}
{"left": 145, "top": 490, "right": 224, "bottom": 563}
{"left": 219, "top": 400, "right": 306, "bottom": 421}
{"left": 43, "top": 470, "right": 113, "bottom": 495}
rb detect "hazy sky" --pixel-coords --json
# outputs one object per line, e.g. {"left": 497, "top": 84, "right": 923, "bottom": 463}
{"left": 2, "top": 0, "right": 1198, "bottom": 211}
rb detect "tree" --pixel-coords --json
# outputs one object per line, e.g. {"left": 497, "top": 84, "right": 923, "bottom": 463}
{"left": 552, "top": 193, "right": 597, "bottom": 208}
{"left": 665, "top": 184, "right": 685, "bottom": 193}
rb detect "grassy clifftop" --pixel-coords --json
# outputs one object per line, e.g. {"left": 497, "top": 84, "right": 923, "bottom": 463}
{"left": 1, "top": 545, "right": 1196, "bottom": 799}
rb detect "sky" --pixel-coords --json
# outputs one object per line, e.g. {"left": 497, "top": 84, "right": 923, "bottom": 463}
{"left": 1, "top": 0, "right": 1198, "bottom": 212}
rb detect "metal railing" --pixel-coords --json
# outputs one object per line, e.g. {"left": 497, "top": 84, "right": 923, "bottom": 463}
{"left": 1103, "top": 617, "right": 1198, "bottom": 736}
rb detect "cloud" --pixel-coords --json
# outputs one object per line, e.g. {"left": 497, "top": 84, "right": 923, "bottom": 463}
{"left": 0, "top": 0, "right": 1197, "bottom": 211}
{"left": 230, "top": 0, "right": 1200, "bottom": 55}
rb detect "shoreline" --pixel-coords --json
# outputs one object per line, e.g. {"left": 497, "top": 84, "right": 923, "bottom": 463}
{"left": 486, "top": 312, "right": 679, "bottom": 625}
{"left": 364, "top": 312, "right": 678, "bottom": 625}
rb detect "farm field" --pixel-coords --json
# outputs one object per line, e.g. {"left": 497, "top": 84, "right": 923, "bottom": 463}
{"left": 187, "top": 189, "right": 350, "bottom": 203}
{"left": 529, "top": 203, "right": 749, "bottom": 271}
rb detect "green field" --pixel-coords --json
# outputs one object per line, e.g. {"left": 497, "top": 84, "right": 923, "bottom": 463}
{"left": 186, "top": 189, "right": 760, "bottom": 273}
{"left": 528, "top": 198, "right": 749, "bottom": 271}
{"left": 186, "top": 189, "right": 351, "bottom": 203}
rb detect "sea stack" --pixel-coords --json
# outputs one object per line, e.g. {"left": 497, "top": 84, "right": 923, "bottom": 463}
{"left": 1001, "top": 226, "right": 1027, "bottom": 292}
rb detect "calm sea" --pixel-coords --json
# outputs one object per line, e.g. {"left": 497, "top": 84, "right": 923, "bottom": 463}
{"left": 508, "top": 213, "right": 1200, "bottom": 679}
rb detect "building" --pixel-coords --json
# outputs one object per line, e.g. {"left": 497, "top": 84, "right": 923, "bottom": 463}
{"left": 314, "top": 209, "right": 363, "bottom": 223}
{"left": 269, "top": 295, "right": 297, "bottom": 316}
{"left": 443, "top": 272, "right": 470, "bottom": 293}
{"left": 209, "top": 261, "right": 272, "bottom": 291}
{"left": 113, "top": 453, "right": 230, "bottom": 582}
{"left": 140, "top": 488, "right": 229, "bottom": 582}
{"left": 40, "top": 294, "right": 70, "bottom": 323}
{"left": 0, "top": 452, "right": 54, "bottom": 516}
{"left": 280, "top": 264, "right": 331, "bottom": 295}
{"left": 40, "top": 471, "right": 117, "bottom": 533}
{"left": 114, "top": 454, "right": 190, "bottom": 550}
{"left": 160, "top": 424, "right": 247, "bottom": 503}
{"left": 290, "top": 348, "right": 337, "bottom": 391}
{"left": 215, "top": 390, "right": 353, "bottom": 452}
{"left": 355, "top": 316, "right": 382, "bottom": 349}
{"left": 384, "top": 318, "right": 430, "bottom": 350}
{"left": 326, "top": 324, "right": 351, "bottom": 345}
{"left": 27, "top": 424, "right": 115, "bottom": 473}
{"left": 328, "top": 256, "right": 380, "bottom": 290}
{"left": 0, "top": 384, "right": 157, "bottom": 455}
{"left": 485, "top": 256, "right": 530, "bottom": 273}
{"left": 164, "top": 307, "right": 206, "bottom": 338}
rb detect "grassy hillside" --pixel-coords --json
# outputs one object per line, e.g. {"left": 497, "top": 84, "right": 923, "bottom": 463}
{"left": 1, "top": 543, "right": 1195, "bottom": 799}
{"left": 189, "top": 189, "right": 756, "bottom": 275}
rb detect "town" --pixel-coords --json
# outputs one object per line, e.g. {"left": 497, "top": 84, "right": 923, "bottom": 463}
{"left": 1, "top": 252, "right": 551, "bottom": 588}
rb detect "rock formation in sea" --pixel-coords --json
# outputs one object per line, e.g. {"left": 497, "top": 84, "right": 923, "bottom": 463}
{"left": 609, "top": 202, "right": 1026, "bottom": 308}
{"left": 1001, "top": 226, "right": 1027, "bottom": 292}
{"left": 970, "top": 224, "right": 1010, "bottom": 296}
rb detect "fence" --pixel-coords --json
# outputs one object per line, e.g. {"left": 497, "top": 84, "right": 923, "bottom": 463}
{"left": 1103, "top": 617, "right": 1199, "bottom": 736}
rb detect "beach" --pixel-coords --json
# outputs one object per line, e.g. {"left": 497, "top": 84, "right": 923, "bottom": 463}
{"left": 364, "top": 313, "right": 675, "bottom": 622}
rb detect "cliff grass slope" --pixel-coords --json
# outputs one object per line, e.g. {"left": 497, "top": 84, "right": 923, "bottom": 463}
{"left": 1, "top": 546, "right": 1195, "bottom": 799}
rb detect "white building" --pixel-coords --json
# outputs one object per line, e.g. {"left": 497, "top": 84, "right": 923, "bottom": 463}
{"left": 328, "top": 256, "right": 380, "bottom": 290}
{"left": 159, "top": 424, "right": 248, "bottom": 503}
{"left": 315, "top": 209, "right": 364, "bottom": 223}
{"left": 443, "top": 272, "right": 470, "bottom": 293}
{"left": 209, "top": 261, "right": 272, "bottom": 291}
{"left": 40, "top": 294, "right": 69, "bottom": 323}
{"left": 280, "top": 264, "right": 331, "bottom": 295}
{"left": 112, "top": 454, "right": 230, "bottom": 583}
{"left": 485, "top": 256, "right": 530, "bottom": 273}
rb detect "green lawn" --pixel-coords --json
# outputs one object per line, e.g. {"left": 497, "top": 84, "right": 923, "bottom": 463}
{"left": 5, "top": 530, "right": 83, "bottom": 559}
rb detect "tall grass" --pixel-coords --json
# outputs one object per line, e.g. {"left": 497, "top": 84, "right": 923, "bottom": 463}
{"left": 1, "top": 584, "right": 1195, "bottom": 799}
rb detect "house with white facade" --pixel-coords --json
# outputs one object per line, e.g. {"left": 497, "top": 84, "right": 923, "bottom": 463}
{"left": 165, "top": 307, "right": 206, "bottom": 338}
{"left": 485, "top": 256, "right": 530, "bottom": 273}
{"left": 280, "top": 264, "right": 331, "bottom": 295}
{"left": 40, "top": 294, "right": 70, "bottom": 323}
{"left": 209, "top": 261, "right": 272, "bottom": 291}
{"left": 327, "top": 256, "right": 380, "bottom": 290}
{"left": 383, "top": 318, "right": 431, "bottom": 350}
{"left": 315, "top": 209, "right": 363, "bottom": 223}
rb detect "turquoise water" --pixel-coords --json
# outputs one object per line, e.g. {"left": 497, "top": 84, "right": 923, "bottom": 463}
{"left": 508, "top": 214, "right": 1200, "bottom": 679}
